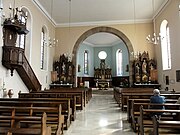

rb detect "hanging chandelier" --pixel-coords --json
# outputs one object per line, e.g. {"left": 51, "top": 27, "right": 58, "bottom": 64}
{"left": 47, "top": 0, "right": 58, "bottom": 47}
{"left": 146, "top": 30, "right": 161, "bottom": 45}
{"left": 146, "top": 0, "right": 161, "bottom": 45}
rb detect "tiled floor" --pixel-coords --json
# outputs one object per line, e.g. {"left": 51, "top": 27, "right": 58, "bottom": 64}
{"left": 64, "top": 93, "right": 136, "bottom": 135}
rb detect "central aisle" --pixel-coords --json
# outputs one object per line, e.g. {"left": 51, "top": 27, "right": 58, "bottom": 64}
{"left": 64, "top": 93, "right": 136, "bottom": 135}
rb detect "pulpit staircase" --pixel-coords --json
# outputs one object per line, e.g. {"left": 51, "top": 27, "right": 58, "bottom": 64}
{"left": 2, "top": 46, "right": 41, "bottom": 91}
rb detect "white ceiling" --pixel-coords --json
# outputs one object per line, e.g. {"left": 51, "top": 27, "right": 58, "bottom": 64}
{"left": 33, "top": 0, "right": 169, "bottom": 46}
{"left": 84, "top": 33, "right": 122, "bottom": 47}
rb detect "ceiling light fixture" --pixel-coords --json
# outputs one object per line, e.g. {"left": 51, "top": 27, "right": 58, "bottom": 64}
{"left": 146, "top": 0, "right": 161, "bottom": 45}
{"left": 68, "top": 0, "right": 71, "bottom": 33}
{"left": 131, "top": 0, "right": 139, "bottom": 59}
{"left": 64, "top": 0, "right": 73, "bottom": 61}
{"left": 47, "top": 0, "right": 58, "bottom": 47}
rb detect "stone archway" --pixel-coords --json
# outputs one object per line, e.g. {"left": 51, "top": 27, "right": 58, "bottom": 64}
{"left": 72, "top": 26, "right": 134, "bottom": 87}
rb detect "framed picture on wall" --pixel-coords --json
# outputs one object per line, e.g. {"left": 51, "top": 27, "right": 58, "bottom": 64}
{"left": 176, "top": 70, "right": 180, "bottom": 82}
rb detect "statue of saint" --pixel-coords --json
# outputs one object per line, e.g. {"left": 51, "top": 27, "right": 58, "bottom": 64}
{"left": 142, "top": 60, "right": 147, "bottom": 74}
{"left": 150, "top": 64, "right": 154, "bottom": 70}
{"left": 135, "top": 64, "right": 140, "bottom": 75}
{"left": 62, "top": 63, "right": 66, "bottom": 74}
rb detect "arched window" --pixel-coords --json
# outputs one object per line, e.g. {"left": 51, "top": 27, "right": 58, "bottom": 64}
{"left": 84, "top": 50, "right": 89, "bottom": 74}
{"left": 116, "top": 49, "right": 123, "bottom": 76}
{"left": 160, "top": 20, "right": 171, "bottom": 70}
{"left": 40, "top": 28, "right": 46, "bottom": 69}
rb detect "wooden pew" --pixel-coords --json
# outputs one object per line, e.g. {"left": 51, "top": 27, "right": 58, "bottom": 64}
{"left": 53, "top": 87, "right": 92, "bottom": 104}
{"left": 9, "top": 96, "right": 76, "bottom": 121}
{"left": 130, "top": 101, "right": 180, "bottom": 131}
{"left": 0, "top": 99, "right": 70, "bottom": 131}
{"left": 138, "top": 105, "right": 180, "bottom": 135}
{"left": 86, "top": 88, "right": 92, "bottom": 103}
{"left": 113, "top": 87, "right": 179, "bottom": 111}
{"left": 121, "top": 93, "right": 180, "bottom": 111}
{"left": 152, "top": 115, "right": 180, "bottom": 135}
{"left": 113, "top": 88, "right": 154, "bottom": 108}
{"left": 0, "top": 107, "right": 51, "bottom": 135}
{"left": 46, "top": 88, "right": 86, "bottom": 108}
{"left": 0, "top": 102, "right": 64, "bottom": 134}
{"left": 47, "top": 87, "right": 92, "bottom": 104}
{"left": 19, "top": 91, "right": 84, "bottom": 110}
{"left": 113, "top": 87, "right": 122, "bottom": 106}
{"left": 43, "top": 87, "right": 90, "bottom": 105}
{"left": 127, "top": 98, "right": 177, "bottom": 123}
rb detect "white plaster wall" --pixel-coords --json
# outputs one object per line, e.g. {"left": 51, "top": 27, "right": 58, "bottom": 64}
{"left": 0, "top": 0, "right": 55, "bottom": 97}
{"left": 155, "top": 0, "right": 180, "bottom": 91}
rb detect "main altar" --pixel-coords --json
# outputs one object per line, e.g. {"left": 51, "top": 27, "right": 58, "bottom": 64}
{"left": 94, "top": 51, "right": 112, "bottom": 90}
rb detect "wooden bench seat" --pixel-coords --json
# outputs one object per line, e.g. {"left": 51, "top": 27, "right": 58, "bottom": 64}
{"left": 0, "top": 97, "right": 76, "bottom": 121}
{"left": 113, "top": 87, "right": 179, "bottom": 111}
{"left": 127, "top": 98, "right": 177, "bottom": 122}
{"left": 122, "top": 93, "right": 180, "bottom": 111}
{"left": 113, "top": 88, "right": 154, "bottom": 108}
{"left": 138, "top": 105, "right": 180, "bottom": 135}
{"left": 0, "top": 98, "right": 76, "bottom": 125}
{"left": 114, "top": 87, "right": 180, "bottom": 111}
{"left": 152, "top": 115, "right": 180, "bottom": 135}
{"left": 130, "top": 102, "right": 180, "bottom": 131}
{"left": 29, "top": 87, "right": 89, "bottom": 109}
{"left": 47, "top": 87, "right": 92, "bottom": 104}
{"left": 0, "top": 111, "right": 51, "bottom": 135}
{"left": 0, "top": 105, "right": 64, "bottom": 135}
{"left": 0, "top": 100, "right": 68, "bottom": 131}
{"left": 19, "top": 91, "right": 84, "bottom": 110}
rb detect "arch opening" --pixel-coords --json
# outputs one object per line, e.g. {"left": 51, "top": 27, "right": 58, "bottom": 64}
{"left": 72, "top": 26, "right": 134, "bottom": 87}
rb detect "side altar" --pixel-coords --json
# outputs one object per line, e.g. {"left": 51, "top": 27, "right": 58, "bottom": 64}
{"left": 132, "top": 51, "right": 159, "bottom": 88}
{"left": 50, "top": 54, "right": 74, "bottom": 88}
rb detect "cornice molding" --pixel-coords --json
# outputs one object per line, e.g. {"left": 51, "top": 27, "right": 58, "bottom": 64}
{"left": 56, "top": 19, "right": 152, "bottom": 28}
{"left": 83, "top": 40, "right": 123, "bottom": 47}
{"left": 32, "top": 0, "right": 57, "bottom": 27}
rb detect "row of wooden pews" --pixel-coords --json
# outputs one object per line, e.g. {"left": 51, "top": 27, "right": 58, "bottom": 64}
{"left": 113, "top": 87, "right": 180, "bottom": 135}
{"left": 114, "top": 87, "right": 180, "bottom": 111}
{"left": 139, "top": 105, "right": 180, "bottom": 135}
{"left": 0, "top": 98, "right": 70, "bottom": 130}
{"left": 114, "top": 87, "right": 154, "bottom": 111}
{"left": 152, "top": 114, "right": 180, "bottom": 135}
{"left": 0, "top": 111, "right": 50, "bottom": 135}
{"left": 0, "top": 87, "right": 92, "bottom": 135}
{"left": 23, "top": 87, "right": 92, "bottom": 110}
{"left": 128, "top": 98, "right": 177, "bottom": 123}
{"left": 131, "top": 101, "right": 180, "bottom": 132}
{"left": 0, "top": 104, "right": 62, "bottom": 135}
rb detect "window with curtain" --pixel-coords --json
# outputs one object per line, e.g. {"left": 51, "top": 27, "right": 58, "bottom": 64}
{"left": 116, "top": 49, "right": 123, "bottom": 76}
{"left": 84, "top": 50, "right": 89, "bottom": 74}
{"left": 40, "top": 28, "right": 45, "bottom": 69}
{"left": 160, "top": 20, "right": 171, "bottom": 70}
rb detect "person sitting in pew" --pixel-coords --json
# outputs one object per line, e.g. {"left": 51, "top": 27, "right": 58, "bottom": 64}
{"left": 150, "top": 89, "right": 166, "bottom": 108}
{"left": 149, "top": 89, "right": 166, "bottom": 118}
